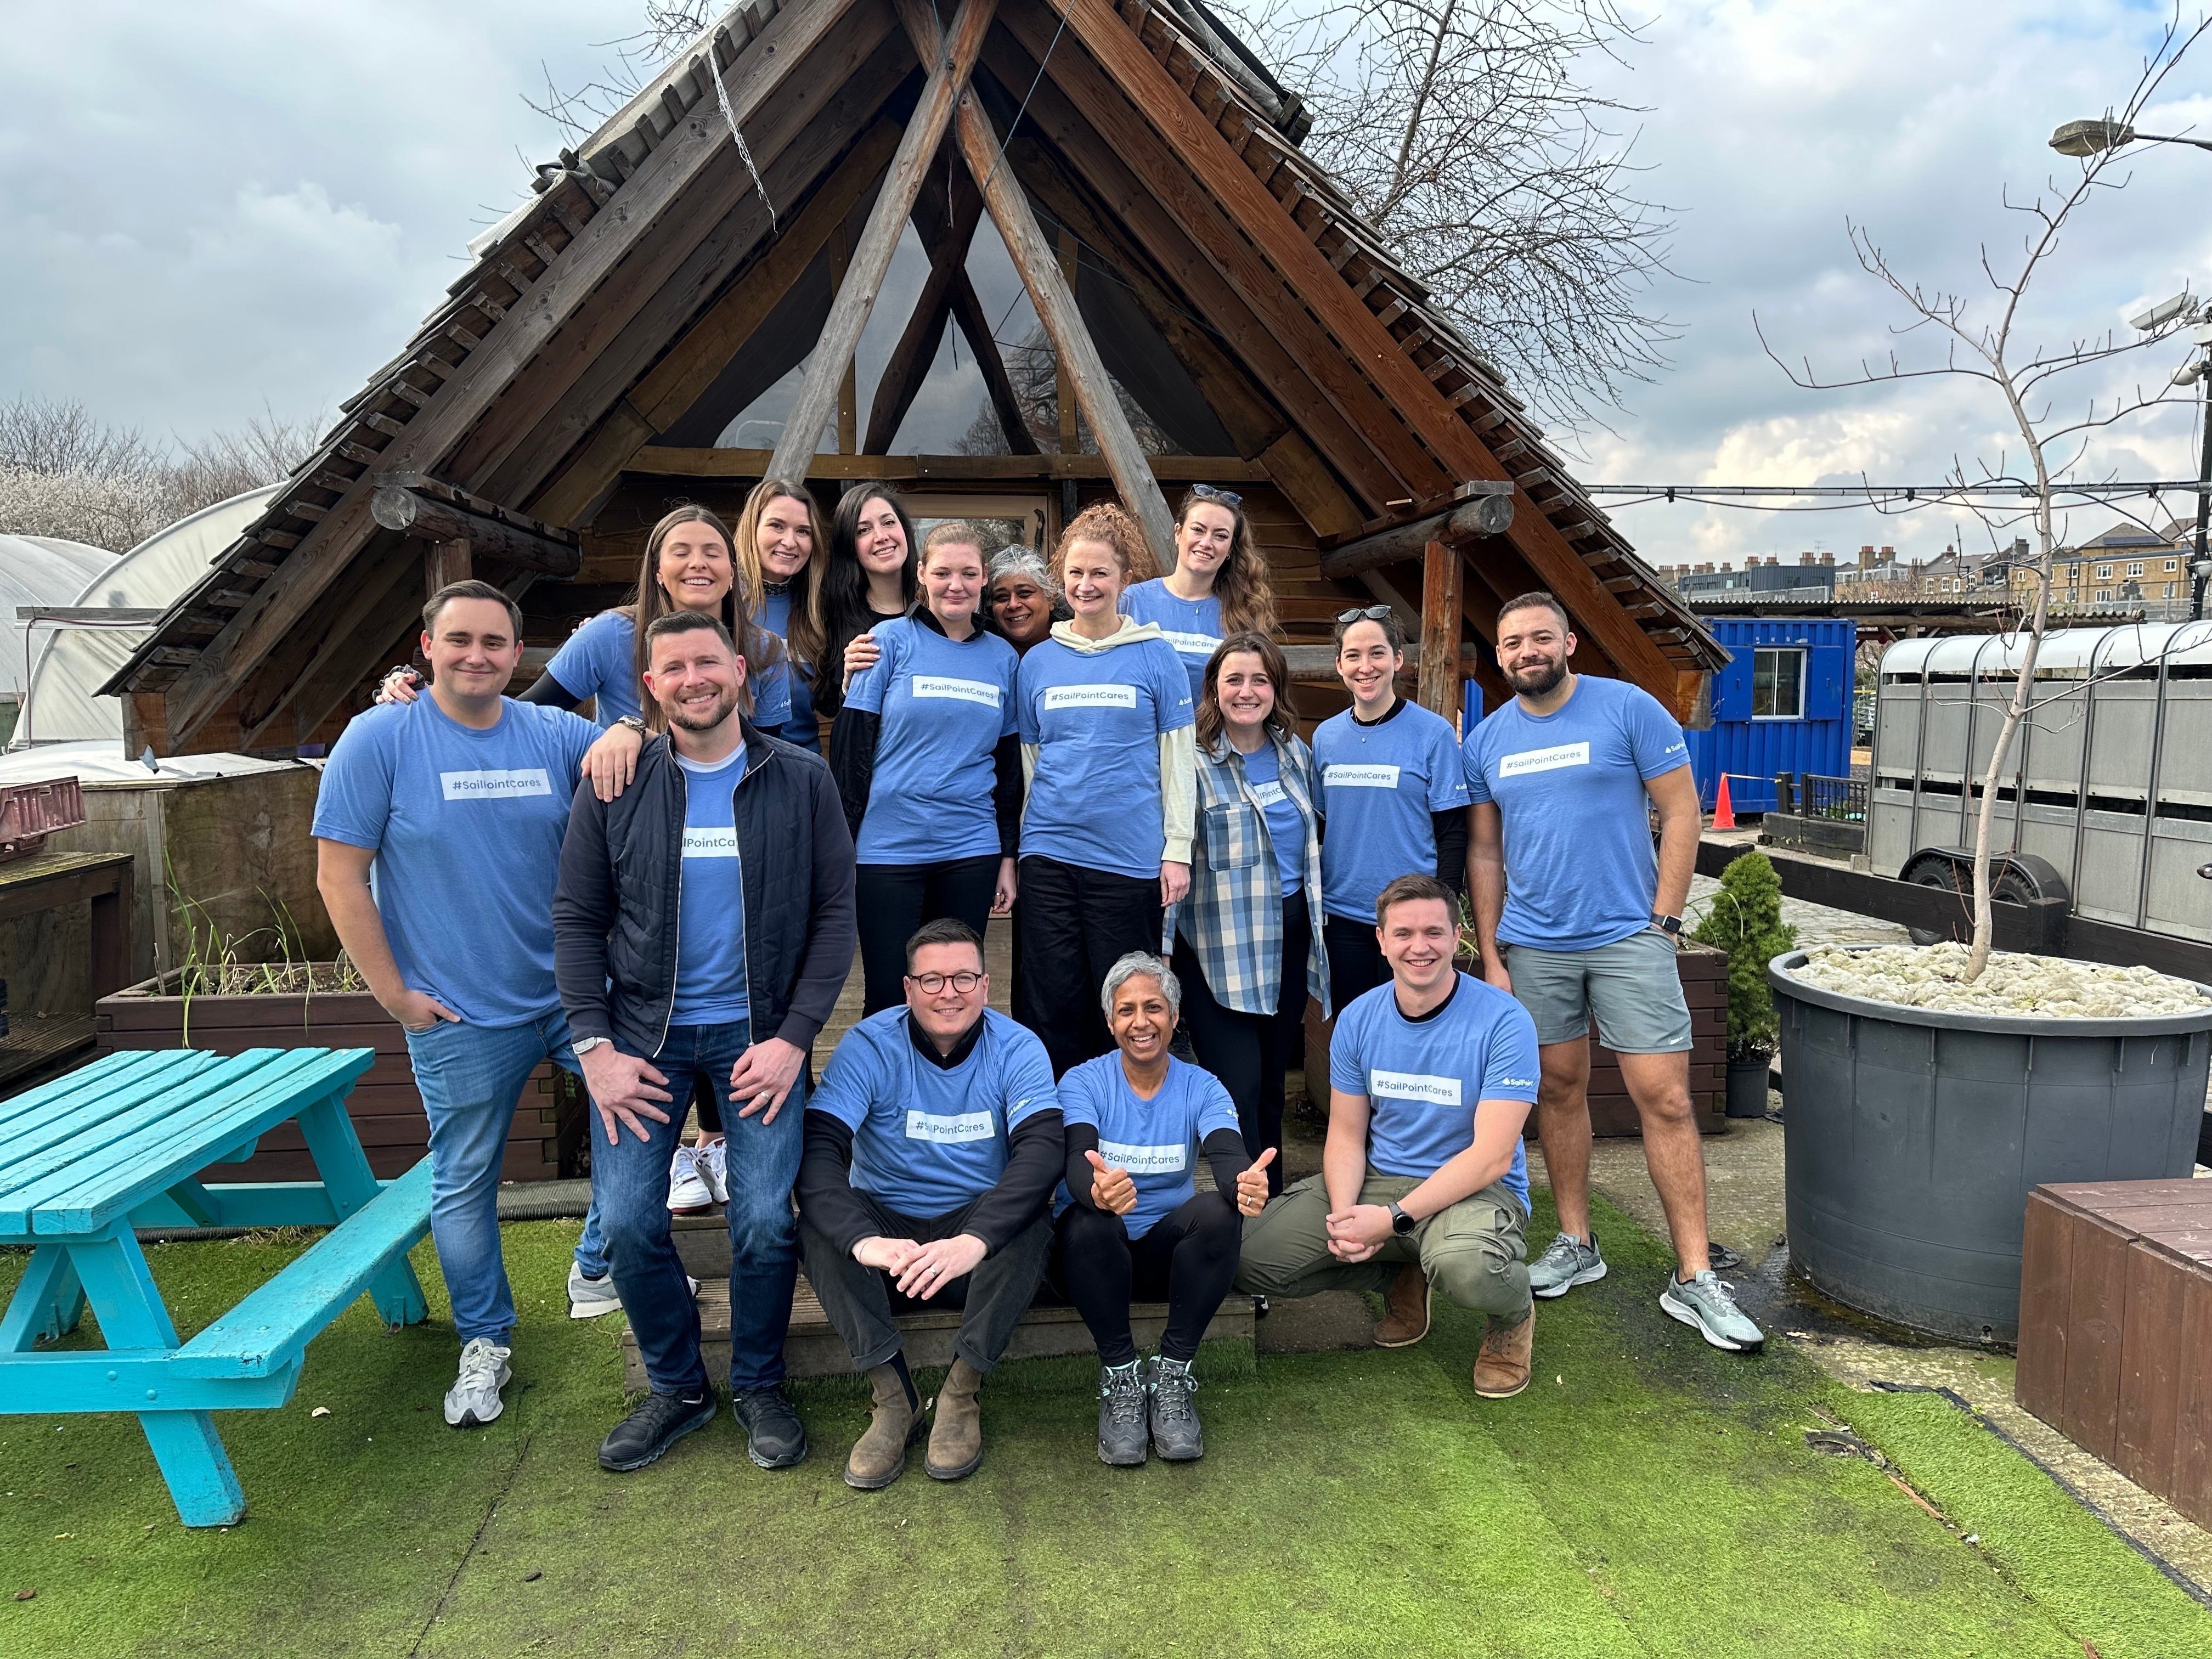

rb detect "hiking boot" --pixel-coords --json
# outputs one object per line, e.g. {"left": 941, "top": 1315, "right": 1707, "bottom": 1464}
{"left": 1471, "top": 1306, "right": 1534, "bottom": 1400}
{"left": 598, "top": 1388, "right": 716, "bottom": 1471}
{"left": 1148, "top": 1356, "right": 1204, "bottom": 1462}
{"left": 666, "top": 1144, "right": 714, "bottom": 1213}
{"left": 697, "top": 1137, "right": 729, "bottom": 1205}
{"left": 1660, "top": 1269, "right": 1766, "bottom": 1352}
{"left": 1528, "top": 1232, "right": 1607, "bottom": 1300}
{"left": 926, "top": 1357, "right": 986, "bottom": 1481}
{"left": 1096, "top": 1360, "right": 1149, "bottom": 1467}
{"left": 1373, "top": 1261, "right": 1431, "bottom": 1347}
{"left": 443, "top": 1337, "right": 511, "bottom": 1427}
{"left": 846, "top": 1362, "right": 926, "bottom": 1490}
{"left": 567, "top": 1262, "right": 622, "bottom": 1320}
{"left": 732, "top": 1385, "right": 808, "bottom": 1469}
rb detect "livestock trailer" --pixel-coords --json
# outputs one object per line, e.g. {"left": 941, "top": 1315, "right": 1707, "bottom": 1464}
{"left": 1869, "top": 622, "right": 2212, "bottom": 942}
{"left": 1684, "top": 618, "right": 1854, "bottom": 814}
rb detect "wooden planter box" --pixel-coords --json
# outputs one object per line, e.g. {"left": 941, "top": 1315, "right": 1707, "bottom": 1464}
{"left": 1302, "top": 940, "right": 1728, "bottom": 1137}
{"left": 94, "top": 972, "right": 572, "bottom": 1184}
{"left": 2016, "top": 1180, "right": 2212, "bottom": 1528}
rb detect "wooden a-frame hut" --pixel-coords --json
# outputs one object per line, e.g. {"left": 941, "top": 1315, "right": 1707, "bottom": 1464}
{"left": 104, "top": 0, "right": 1723, "bottom": 755}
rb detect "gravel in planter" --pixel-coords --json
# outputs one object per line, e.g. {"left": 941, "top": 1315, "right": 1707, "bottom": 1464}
{"left": 1784, "top": 943, "right": 2211, "bottom": 1018}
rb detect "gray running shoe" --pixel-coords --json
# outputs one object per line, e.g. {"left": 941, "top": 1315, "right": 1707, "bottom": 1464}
{"left": 443, "top": 1337, "right": 511, "bottom": 1427}
{"left": 1527, "top": 1232, "right": 1607, "bottom": 1300}
{"left": 1097, "top": 1361, "right": 1148, "bottom": 1466}
{"left": 1148, "top": 1356, "right": 1204, "bottom": 1462}
{"left": 1660, "top": 1269, "right": 1765, "bottom": 1352}
{"left": 567, "top": 1261, "right": 622, "bottom": 1319}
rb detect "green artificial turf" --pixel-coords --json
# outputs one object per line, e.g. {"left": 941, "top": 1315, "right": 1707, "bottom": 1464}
{"left": 0, "top": 1200, "right": 2203, "bottom": 1658}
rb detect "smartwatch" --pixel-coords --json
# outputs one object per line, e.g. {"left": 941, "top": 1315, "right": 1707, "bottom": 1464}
{"left": 1388, "top": 1201, "right": 1416, "bottom": 1237}
{"left": 1650, "top": 913, "right": 1683, "bottom": 936}
{"left": 572, "top": 1036, "right": 610, "bottom": 1057}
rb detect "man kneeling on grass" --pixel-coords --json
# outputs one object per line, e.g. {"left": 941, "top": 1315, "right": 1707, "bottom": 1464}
{"left": 797, "top": 919, "right": 1063, "bottom": 1489}
{"left": 1236, "top": 874, "right": 1543, "bottom": 1398}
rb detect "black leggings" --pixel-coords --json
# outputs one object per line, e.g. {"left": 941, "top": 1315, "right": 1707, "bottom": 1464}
{"left": 1323, "top": 912, "right": 1390, "bottom": 1013}
{"left": 1054, "top": 1195, "right": 1241, "bottom": 1365}
{"left": 1171, "top": 890, "right": 1311, "bottom": 1199}
{"left": 1017, "top": 855, "right": 1164, "bottom": 1077}
{"left": 855, "top": 856, "right": 1001, "bottom": 1015}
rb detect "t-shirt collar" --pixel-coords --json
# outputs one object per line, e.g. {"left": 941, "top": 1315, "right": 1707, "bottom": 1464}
{"left": 907, "top": 1009, "right": 986, "bottom": 1069}
{"left": 1351, "top": 694, "right": 1407, "bottom": 729}
{"left": 1395, "top": 973, "right": 1460, "bottom": 1025}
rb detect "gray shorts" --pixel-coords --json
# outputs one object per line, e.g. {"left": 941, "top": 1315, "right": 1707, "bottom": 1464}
{"left": 1503, "top": 927, "right": 1692, "bottom": 1053}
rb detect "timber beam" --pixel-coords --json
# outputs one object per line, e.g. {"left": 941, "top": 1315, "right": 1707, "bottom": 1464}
{"left": 370, "top": 475, "right": 580, "bottom": 577}
{"left": 1317, "top": 487, "right": 1514, "bottom": 581}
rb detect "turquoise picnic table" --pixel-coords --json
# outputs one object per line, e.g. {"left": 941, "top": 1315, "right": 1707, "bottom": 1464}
{"left": 0, "top": 1046, "right": 435, "bottom": 1526}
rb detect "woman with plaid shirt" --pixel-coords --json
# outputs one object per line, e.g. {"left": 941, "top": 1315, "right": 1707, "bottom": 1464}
{"left": 1164, "top": 633, "right": 1330, "bottom": 1198}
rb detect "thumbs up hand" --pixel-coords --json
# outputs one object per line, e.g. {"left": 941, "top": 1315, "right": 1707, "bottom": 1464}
{"left": 1235, "top": 1147, "right": 1276, "bottom": 1217}
{"left": 1085, "top": 1149, "right": 1137, "bottom": 1216}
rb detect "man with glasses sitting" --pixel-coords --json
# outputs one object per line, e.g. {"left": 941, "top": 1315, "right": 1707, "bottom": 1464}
{"left": 796, "top": 919, "right": 1064, "bottom": 1489}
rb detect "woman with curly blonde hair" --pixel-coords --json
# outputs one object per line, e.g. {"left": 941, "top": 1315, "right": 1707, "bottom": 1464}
{"left": 1013, "top": 503, "right": 1197, "bottom": 1075}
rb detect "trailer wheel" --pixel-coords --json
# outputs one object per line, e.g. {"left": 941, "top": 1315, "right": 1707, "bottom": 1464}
{"left": 1900, "top": 851, "right": 2047, "bottom": 946}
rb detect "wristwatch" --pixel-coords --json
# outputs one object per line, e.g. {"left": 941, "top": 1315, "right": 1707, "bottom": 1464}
{"left": 572, "top": 1036, "right": 610, "bottom": 1057}
{"left": 1650, "top": 912, "right": 1683, "bottom": 936}
{"left": 1388, "top": 1201, "right": 1416, "bottom": 1237}
{"left": 614, "top": 715, "right": 648, "bottom": 736}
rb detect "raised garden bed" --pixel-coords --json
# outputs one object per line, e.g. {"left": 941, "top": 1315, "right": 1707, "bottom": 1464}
{"left": 95, "top": 969, "right": 577, "bottom": 1184}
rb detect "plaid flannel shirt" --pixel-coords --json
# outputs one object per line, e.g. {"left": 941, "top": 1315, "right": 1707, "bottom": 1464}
{"left": 1166, "top": 730, "right": 1331, "bottom": 1019}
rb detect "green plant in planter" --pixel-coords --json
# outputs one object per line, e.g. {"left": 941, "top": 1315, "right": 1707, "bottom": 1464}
{"left": 1690, "top": 852, "right": 1797, "bottom": 1060}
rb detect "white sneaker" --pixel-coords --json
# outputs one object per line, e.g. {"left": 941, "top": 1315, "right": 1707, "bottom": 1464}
{"left": 667, "top": 1143, "right": 714, "bottom": 1212}
{"left": 444, "top": 1337, "right": 511, "bottom": 1427}
{"left": 697, "top": 1136, "right": 729, "bottom": 1205}
{"left": 567, "top": 1261, "right": 623, "bottom": 1319}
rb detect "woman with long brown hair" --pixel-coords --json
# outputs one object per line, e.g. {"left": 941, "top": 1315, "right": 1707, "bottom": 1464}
{"left": 814, "top": 482, "right": 917, "bottom": 723}
{"left": 1164, "top": 631, "right": 1328, "bottom": 1198}
{"left": 1118, "top": 484, "right": 1276, "bottom": 702}
{"left": 731, "top": 479, "right": 830, "bottom": 752}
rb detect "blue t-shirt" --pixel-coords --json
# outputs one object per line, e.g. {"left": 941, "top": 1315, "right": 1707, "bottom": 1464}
{"left": 759, "top": 588, "right": 819, "bottom": 753}
{"left": 1056, "top": 1054, "right": 1241, "bottom": 1239}
{"left": 668, "top": 747, "right": 749, "bottom": 1027}
{"left": 1119, "top": 579, "right": 1222, "bottom": 702}
{"left": 1328, "top": 973, "right": 1539, "bottom": 1206}
{"left": 846, "top": 616, "right": 1020, "bottom": 865}
{"left": 1240, "top": 742, "right": 1305, "bottom": 896}
{"left": 810, "top": 1008, "right": 1060, "bottom": 1221}
{"left": 1312, "top": 699, "right": 1470, "bottom": 923}
{"left": 312, "top": 696, "right": 597, "bottom": 1026}
{"left": 1463, "top": 675, "right": 1690, "bottom": 951}
{"left": 545, "top": 608, "right": 794, "bottom": 729}
{"left": 1016, "top": 632, "right": 1195, "bottom": 880}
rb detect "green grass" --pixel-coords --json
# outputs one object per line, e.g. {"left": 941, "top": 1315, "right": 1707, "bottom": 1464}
{"left": 0, "top": 1200, "right": 2204, "bottom": 1658}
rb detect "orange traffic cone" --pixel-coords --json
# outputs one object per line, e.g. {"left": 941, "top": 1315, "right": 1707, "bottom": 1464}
{"left": 1712, "top": 774, "right": 1736, "bottom": 830}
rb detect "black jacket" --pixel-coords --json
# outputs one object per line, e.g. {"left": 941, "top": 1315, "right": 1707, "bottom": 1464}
{"left": 553, "top": 718, "right": 856, "bottom": 1058}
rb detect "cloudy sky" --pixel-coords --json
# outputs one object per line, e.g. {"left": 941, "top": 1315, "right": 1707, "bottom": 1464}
{"left": 4, "top": 1, "right": 2209, "bottom": 569}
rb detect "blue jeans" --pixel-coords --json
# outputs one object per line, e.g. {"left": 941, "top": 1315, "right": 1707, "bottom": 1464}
{"left": 591, "top": 1022, "right": 803, "bottom": 1395}
{"left": 404, "top": 1011, "right": 580, "bottom": 1344}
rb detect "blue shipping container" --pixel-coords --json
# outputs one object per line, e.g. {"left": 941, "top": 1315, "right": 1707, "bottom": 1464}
{"left": 1684, "top": 618, "right": 1854, "bottom": 813}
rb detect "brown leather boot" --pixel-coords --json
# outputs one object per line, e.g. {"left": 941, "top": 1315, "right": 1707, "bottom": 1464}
{"left": 844, "top": 1362, "right": 923, "bottom": 1491}
{"left": 1373, "top": 1261, "right": 1432, "bottom": 1347}
{"left": 1472, "top": 1305, "right": 1535, "bottom": 1399}
{"left": 926, "top": 1357, "right": 986, "bottom": 1481}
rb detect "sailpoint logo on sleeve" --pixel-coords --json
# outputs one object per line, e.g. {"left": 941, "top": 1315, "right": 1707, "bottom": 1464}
{"left": 912, "top": 675, "right": 1002, "bottom": 707}
{"left": 1043, "top": 684, "right": 1138, "bottom": 710}
{"left": 439, "top": 768, "right": 552, "bottom": 800}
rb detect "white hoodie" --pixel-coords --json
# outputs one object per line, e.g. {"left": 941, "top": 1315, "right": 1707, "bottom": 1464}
{"left": 1019, "top": 616, "right": 1198, "bottom": 866}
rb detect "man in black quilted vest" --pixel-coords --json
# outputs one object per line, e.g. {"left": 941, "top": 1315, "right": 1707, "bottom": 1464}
{"left": 554, "top": 611, "right": 855, "bottom": 1475}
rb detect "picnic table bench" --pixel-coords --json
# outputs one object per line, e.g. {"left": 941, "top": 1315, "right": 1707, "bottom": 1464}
{"left": 0, "top": 1046, "right": 433, "bottom": 1526}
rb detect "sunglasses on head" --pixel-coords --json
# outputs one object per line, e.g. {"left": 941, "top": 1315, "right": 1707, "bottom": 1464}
{"left": 1190, "top": 483, "right": 1243, "bottom": 508}
{"left": 1335, "top": 605, "right": 1394, "bottom": 625}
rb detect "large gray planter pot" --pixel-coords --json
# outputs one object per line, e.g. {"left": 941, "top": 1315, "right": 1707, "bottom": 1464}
{"left": 1767, "top": 949, "right": 2212, "bottom": 1344}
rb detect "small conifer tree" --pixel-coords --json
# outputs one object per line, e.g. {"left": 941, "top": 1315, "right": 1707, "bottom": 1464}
{"left": 1690, "top": 851, "right": 1797, "bottom": 1060}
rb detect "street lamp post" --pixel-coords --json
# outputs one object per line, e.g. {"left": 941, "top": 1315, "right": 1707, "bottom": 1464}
{"left": 2049, "top": 117, "right": 2212, "bottom": 156}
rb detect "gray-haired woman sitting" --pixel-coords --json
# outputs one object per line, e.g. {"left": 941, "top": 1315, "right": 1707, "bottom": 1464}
{"left": 1052, "top": 951, "right": 1274, "bottom": 1468}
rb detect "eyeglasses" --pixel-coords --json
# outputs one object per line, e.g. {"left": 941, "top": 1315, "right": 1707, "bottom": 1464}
{"left": 1190, "top": 483, "right": 1244, "bottom": 508}
{"left": 1336, "top": 605, "right": 1394, "bottom": 625}
{"left": 906, "top": 970, "right": 984, "bottom": 994}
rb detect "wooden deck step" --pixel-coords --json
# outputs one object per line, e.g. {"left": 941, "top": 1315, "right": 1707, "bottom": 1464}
{"left": 619, "top": 1276, "right": 1374, "bottom": 1390}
